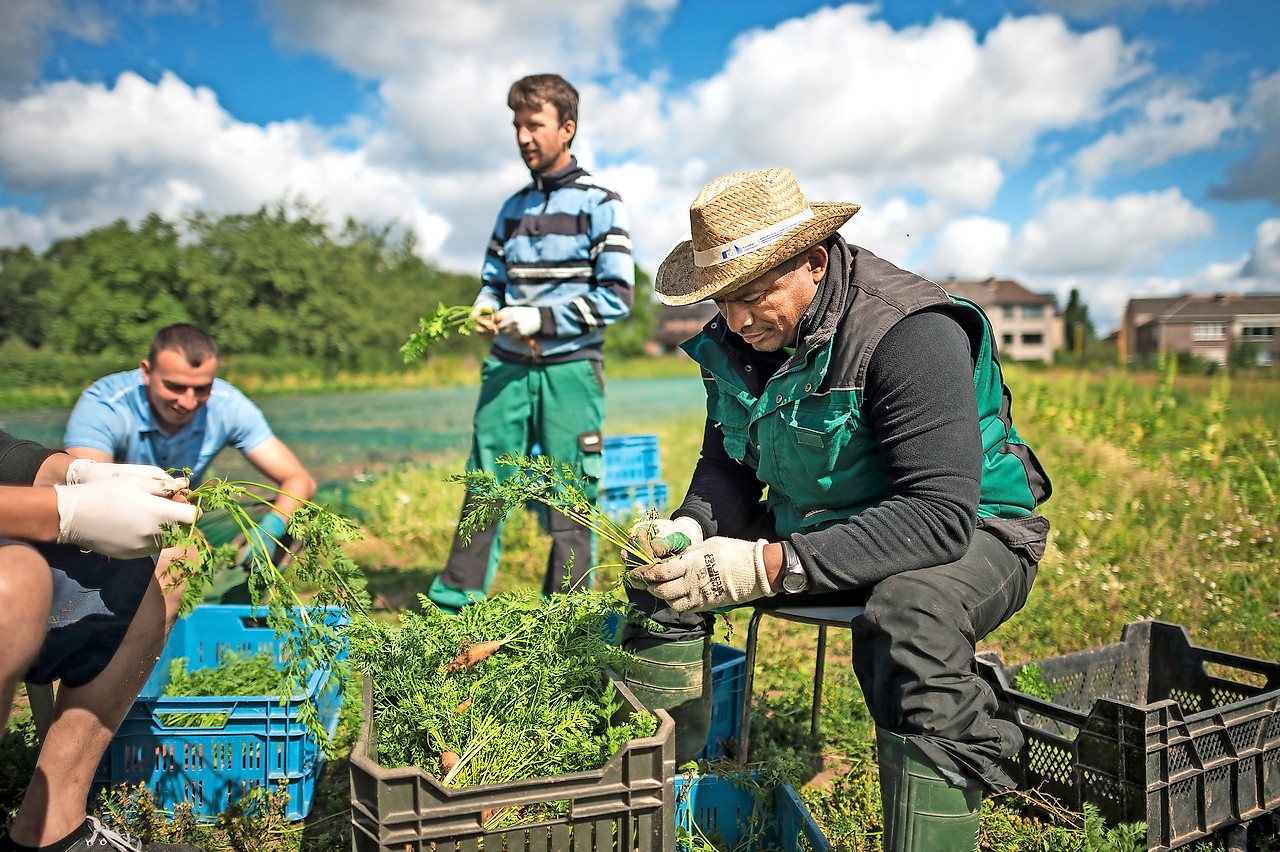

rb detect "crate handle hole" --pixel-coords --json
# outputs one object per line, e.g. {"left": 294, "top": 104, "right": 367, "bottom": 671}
{"left": 1203, "top": 662, "right": 1268, "bottom": 690}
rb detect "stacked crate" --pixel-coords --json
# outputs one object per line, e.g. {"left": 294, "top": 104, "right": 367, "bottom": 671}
{"left": 602, "top": 434, "right": 668, "bottom": 522}
{"left": 977, "top": 619, "right": 1280, "bottom": 851}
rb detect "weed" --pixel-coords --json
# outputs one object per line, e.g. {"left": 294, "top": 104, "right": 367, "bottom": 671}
{"left": 1013, "top": 663, "right": 1060, "bottom": 701}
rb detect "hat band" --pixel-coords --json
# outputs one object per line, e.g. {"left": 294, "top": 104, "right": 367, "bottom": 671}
{"left": 691, "top": 208, "right": 815, "bottom": 268}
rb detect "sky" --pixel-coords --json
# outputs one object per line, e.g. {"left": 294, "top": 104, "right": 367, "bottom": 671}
{"left": 2, "top": 0, "right": 1279, "bottom": 335}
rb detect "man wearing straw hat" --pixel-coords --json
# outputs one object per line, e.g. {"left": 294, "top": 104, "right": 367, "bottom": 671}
{"left": 626, "top": 168, "right": 1051, "bottom": 850}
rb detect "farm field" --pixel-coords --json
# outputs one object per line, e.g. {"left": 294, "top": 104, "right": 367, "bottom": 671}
{"left": 2, "top": 361, "right": 1278, "bottom": 850}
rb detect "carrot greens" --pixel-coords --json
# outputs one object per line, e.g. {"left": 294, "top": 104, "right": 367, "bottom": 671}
{"left": 400, "top": 303, "right": 485, "bottom": 362}
{"left": 450, "top": 451, "right": 663, "bottom": 571}
{"left": 161, "top": 477, "right": 368, "bottom": 750}
{"left": 158, "top": 650, "right": 283, "bottom": 728}
{"left": 347, "top": 587, "right": 657, "bottom": 830}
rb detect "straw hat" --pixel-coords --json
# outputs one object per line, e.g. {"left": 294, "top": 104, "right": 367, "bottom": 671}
{"left": 654, "top": 168, "right": 859, "bottom": 306}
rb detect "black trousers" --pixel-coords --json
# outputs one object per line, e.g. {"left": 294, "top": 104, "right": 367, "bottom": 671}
{"left": 627, "top": 527, "right": 1036, "bottom": 790}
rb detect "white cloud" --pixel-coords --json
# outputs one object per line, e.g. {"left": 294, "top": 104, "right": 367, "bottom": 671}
{"left": 924, "top": 191, "right": 1215, "bottom": 334}
{"left": 1009, "top": 189, "right": 1212, "bottom": 274}
{"left": 1213, "top": 71, "right": 1280, "bottom": 203}
{"left": 1073, "top": 88, "right": 1235, "bottom": 181}
{"left": 1239, "top": 218, "right": 1280, "bottom": 281}
{"left": 0, "top": 72, "right": 453, "bottom": 257}
{"left": 264, "top": 0, "right": 675, "bottom": 172}
{"left": 648, "top": 9, "right": 1139, "bottom": 180}
{"left": 928, "top": 217, "right": 1013, "bottom": 278}
{"left": 247, "top": 2, "right": 1145, "bottom": 270}
{"left": 0, "top": 0, "right": 114, "bottom": 90}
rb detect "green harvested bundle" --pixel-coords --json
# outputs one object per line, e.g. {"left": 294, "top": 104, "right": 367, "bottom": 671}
{"left": 347, "top": 588, "right": 656, "bottom": 825}
{"left": 400, "top": 303, "right": 485, "bottom": 363}
{"left": 159, "top": 650, "right": 284, "bottom": 727}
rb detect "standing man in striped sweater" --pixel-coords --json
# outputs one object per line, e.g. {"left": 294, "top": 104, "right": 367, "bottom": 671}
{"left": 428, "top": 73, "right": 634, "bottom": 612}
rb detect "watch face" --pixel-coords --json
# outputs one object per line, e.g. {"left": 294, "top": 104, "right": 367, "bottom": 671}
{"left": 782, "top": 571, "right": 809, "bottom": 594}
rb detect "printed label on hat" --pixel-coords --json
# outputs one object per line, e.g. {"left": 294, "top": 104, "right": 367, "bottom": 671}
{"left": 692, "top": 209, "right": 814, "bottom": 268}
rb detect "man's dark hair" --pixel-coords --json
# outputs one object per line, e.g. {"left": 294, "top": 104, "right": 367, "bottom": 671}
{"left": 149, "top": 323, "right": 218, "bottom": 367}
{"left": 508, "top": 74, "right": 579, "bottom": 146}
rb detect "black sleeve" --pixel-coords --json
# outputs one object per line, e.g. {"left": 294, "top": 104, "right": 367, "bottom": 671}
{"left": 793, "top": 309, "right": 983, "bottom": 593}
{"left": 0, "top": 430, "right": 59, "bottom": 486}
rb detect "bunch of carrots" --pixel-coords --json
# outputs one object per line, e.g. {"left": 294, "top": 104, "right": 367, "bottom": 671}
{"left": 347, "top": 586, "right": 657, "bottom": 829}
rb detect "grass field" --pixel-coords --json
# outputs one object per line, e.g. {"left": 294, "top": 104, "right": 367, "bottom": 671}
{"left": 3, "top": 360, "right": 1278, "bottom": 850}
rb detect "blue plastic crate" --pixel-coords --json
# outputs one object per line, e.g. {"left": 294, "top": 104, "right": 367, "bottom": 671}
{"left": 674, "top": 771, "right": 831, "bottom": 851}
{"left": 700, "top": 644, "right": 747, "bottom": 761}
{"left": 95, "top": 604, "right": 347, "bottom": 821}
{"left": 604, "top": 434, "right": 661, "bottom": 488}
{"left": 603, "top": 481, "right": 669, "bottom": 522}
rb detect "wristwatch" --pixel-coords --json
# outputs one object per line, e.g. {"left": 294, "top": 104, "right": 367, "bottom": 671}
{"left": 778, "top": 540, "right": 809, "bottom": 594}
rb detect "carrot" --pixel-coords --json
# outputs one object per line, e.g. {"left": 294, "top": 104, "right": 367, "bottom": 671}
{"left": 446, "top": 640, "right": 504, "bottom": 672}
{"left": 454, "top": 697, "right": 472, "bottom": 714}
{"left": 440, "top": 750, "right": 460, "bottom": 775}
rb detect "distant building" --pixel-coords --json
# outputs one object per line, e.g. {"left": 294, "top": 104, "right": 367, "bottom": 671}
{"left": 1122, "top": 292, "right": 1280, "bottom": 367}
{"left": 653, "top": 302, "right": 720, "bottom": 353}
{"left": 941, "top": 277, "right": 1063, "bottom": 363}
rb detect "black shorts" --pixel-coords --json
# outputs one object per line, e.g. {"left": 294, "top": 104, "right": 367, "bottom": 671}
{"left": 10, "top": 541, "right": 155, "bottom": 688}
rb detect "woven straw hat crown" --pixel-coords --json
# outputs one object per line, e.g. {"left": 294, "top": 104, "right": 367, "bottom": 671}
{"left": 655, "top": 167, "right": 859, "bottom": 306}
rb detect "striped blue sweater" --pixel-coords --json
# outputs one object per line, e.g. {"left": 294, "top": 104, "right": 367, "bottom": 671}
{"left": 476, "top": 158, "right": 634, "bottom": 362}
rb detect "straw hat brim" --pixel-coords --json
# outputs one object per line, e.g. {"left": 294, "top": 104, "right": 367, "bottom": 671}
{"left": 654, "top": 201, "right": 860, "bottom": 306}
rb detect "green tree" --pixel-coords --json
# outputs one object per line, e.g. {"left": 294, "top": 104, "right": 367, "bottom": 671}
{"left": 0, "top": 246, "right": 52, "bottom": 348}
{"left": 39, "top": 214, "right": 188, "bottom": 356}
{"left": 1063, "top": 288, "right": 1096, "bottom": 357}
{"left": 0, "top": 197, "right": 491, "bottom": 374}
{"left": 183, "top": 200, "right": 486, "bottom": 371}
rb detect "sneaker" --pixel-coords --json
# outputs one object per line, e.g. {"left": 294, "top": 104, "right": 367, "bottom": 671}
{"left": 81, "top": 817, "right": 205, "bottom": 852}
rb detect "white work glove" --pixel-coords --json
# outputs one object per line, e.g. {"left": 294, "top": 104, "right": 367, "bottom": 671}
{"left": 54, "top": 477, "right": 200, "bottom": 559}
{"left": 629, "top": 536, "right": 776, "bottom": 613}
{"left": 65, "top": 457, "right": 174, "bottom": 487}
{"left": 495, "top": 306, "right": 542, "bottom": 338}
{"left": 627, "top": 516, "right": 705, "bottom": 561}
{"left": 471, "top": 298, "right": 500, "bottom": 335}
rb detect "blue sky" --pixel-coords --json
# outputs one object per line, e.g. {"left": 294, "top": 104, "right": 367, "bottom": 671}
{"left": 2, "top": 0, "right": 1278, "bottom": 334}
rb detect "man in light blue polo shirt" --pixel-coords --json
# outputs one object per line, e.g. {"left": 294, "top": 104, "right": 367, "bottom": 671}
{"left": 64, "top": 323, "right": 316, "bottom": 601}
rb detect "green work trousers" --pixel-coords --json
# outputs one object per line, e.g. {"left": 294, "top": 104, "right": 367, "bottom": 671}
{"left": 432, "top": 357, "right": 605, "bottom": 607}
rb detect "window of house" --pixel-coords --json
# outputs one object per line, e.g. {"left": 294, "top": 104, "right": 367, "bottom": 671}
{"left": 1241, "top": 325, "right": 1276, "bottom": 339}
{"left": 1193, "top": 322, "right": 1226, "bottom": 341}
{"left": 1002, "top": 306, "right": 1015, "bottom": 319}
{"left": 1021, "top": 333, "right": 1043, "bottom": 345}
{"left": 1022, "top": 305, "right": 1044, "bottom": 318}
{"left": 1002, "top": 334, "right": 1014, "bottom": 346}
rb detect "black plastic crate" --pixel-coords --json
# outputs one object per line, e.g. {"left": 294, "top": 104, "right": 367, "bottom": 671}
{"left": 976, "top": 620, "right": 1280, "bottom": 850}
{"left": 349, "top": 673, "right": 675, "bottom": 851}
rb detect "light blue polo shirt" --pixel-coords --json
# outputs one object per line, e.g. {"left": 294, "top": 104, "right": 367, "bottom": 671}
{"left": 63, "top": 369, "right": 274, "bottom": 481}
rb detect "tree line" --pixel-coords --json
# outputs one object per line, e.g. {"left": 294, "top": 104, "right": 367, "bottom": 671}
{"left": 0, "top": 200, "right": 657, "bottom": 390}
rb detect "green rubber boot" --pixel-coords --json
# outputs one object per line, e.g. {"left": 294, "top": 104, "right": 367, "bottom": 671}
{"left": 877, "top": 728, "right": 982, "bottom": 852}
{"left": 425, "top": 576, "right": 488, "bottom": 615}
{"left": 622, "top": 636, "right": 712, "bottom": 765}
